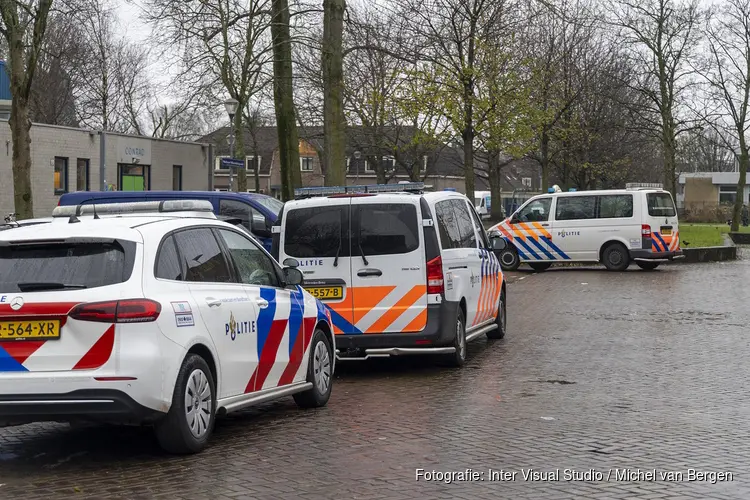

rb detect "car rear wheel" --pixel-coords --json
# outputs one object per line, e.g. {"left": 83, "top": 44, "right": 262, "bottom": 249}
{"left": 528, "top": 262, "right": 551, "bottom": 272}
{"left": 498, "top": 247, "right": 520, "bottom": 271}
{"left": 155, "top": 354, "right": 216, "bottom": 454}
{"left": 602, "top": 243, "right": 630, "bottom": 271}
{"left": 445, "top": 308, "right": 467, "bottom": 367}
{"left": 293, "top": 328, "right": 333, "bottom": 409}
{"left": 487, "top": 288, "right": 506, "bottom": 340}
{"left": 636, "top": 261, "right": 660, "bottom": 271}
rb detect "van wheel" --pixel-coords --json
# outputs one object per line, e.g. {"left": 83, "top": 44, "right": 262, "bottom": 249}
{"left": 487, "top": 289, "right": 506, "bottom": 340}
{"left": 445, "top": 308, "right": 467, "bottom": 367}
{"left": 636, "top": 261, "right": 660, "bottom": 271}
{"left": 154, "top": 354, "right": 216, "bottom": 454}
{"left": 498, "top": 247, "right": 520, "bottom": 271}
{"left": 528, "top": 262, "right": 551, "bottom": 272}
{"left": 602, "top": 243, "right": 630, "bottom": 271}
{"left": 293, "top": 328, "right": 333, "bottom": 409}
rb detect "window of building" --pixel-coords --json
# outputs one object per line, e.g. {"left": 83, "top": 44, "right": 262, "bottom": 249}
{"left": 172, "top": 165, "right": 182, "bottom": 191}
{"left": 380, "top": 156, "right": 396, "bottom": 172}
{"left": 719, "top": 186, "right": 737, "bottom": 205}
{"left": 555, "top": 196, "right": 597, "bottom": 221}
{"left": 76, "top": 159, "right": 89, "bottom": 191}
{"left": 522, "top": 177, "right": 532, "bottom": 188}
{"left": 598, "top": 195, "right": 633, "bottom": 219}
{"left": 54, "top": 157, "right": 68, "bottom": 195}
{"left": 364, "top": 160, "right": 374, "bottom": 173}
{"left": 300, "top": 156, "right": 314, "bottom": 172}
{"left": 246, "top": 156, "right": 261, "bottom": 172}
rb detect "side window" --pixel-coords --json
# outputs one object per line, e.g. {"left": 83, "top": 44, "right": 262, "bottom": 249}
{"left": 555, "top": 196, "right": 596, "bottom": 221}
{"left": 435, "top": 200, "right": 461, "bottom": 249}
{"left": 357, "top": 203, "right": 419, "bottom": 256}
{"left": 467, "top": 201, "right": 489, "bottom": 248}
{"left": 217, "top": 229, "right": 279, "bottom": 287}
{"left": 516, "top": 198, "right": 552, "bottom": 222}
{"left": 172, "top": 228, "right": 233, "bottom": 283}
{"left": 155, "top": 235, "right": 183, "bottom": 280}
{"left": 598, "top": 195, "right": 633, "bottom": 218}
{"left": 451, "top": 199, "right": 478, "bottom": 248}
{"left": 284, "top": 206, "right": 348, "bottom": 258}
{"left": 219, "top": 199, "right": 265, "bottom": 235}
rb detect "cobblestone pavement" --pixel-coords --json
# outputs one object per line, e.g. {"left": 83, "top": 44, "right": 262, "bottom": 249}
{"left": 1, "top": 256, "right": 749, "bottom": 499}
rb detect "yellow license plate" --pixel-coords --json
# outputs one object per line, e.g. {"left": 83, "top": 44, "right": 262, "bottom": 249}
{"left": 661, "top": 229, "right": 672, "bottom": 236}
{"left": 304, "top": 286, "right": 343, "bottom": 300}
{"left": 0, "top": 320, "right": 61, "bottom": 340}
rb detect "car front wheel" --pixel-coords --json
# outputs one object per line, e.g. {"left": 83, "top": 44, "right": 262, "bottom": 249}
{"left": 294, "top": 328, "right": 334, "bottom": 408}
{"left": 498, "top": 247, "right": 520, "bottom": 271}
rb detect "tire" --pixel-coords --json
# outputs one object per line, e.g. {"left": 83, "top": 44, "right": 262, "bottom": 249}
{"left": 293, "top": 328, "right": 333, "bottom": 409}
{"left": 636, "top": 261, "right": 660, "bottom": 271}
{"left": 487, "top": 287, "right": 506, "bottom": 340}
{"left": 154, "top": 354, "right": 216, "bottom": 455}
{"left": 602, "top": 243, "right": 630, "bottom": 271}
{"left": 528, "top": 262, "right": 551, "bottom": 272}
{"left": 445, "top": 308, "right": 467, "bottom": 367}
{"left": 498, "top": 247, "right": 520, "bottom": 271}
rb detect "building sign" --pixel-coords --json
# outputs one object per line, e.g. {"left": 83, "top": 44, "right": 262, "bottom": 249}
{"left": 117, "top": 137, "right": 151, "bottom": 165}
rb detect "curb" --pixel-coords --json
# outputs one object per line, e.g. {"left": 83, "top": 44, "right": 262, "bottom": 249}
{"left": 678, "top": 245, "right": 736, "bottom": 263}
{"left": 729, "top": 232, "right": 750, "bottom": 245}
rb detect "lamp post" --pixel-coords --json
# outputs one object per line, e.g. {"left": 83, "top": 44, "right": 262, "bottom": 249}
{"left": 224, "top": 98, "right": 239, "bottom": 191}
{"left": 354, "top": 150, "right": 361, "bottom": 184}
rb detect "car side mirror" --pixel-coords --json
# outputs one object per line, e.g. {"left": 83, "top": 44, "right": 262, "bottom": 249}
{"left": 488, "top": 234, "right": 507, "bottom": 251}
{"left": 251, "top": 217, "right": 272, "bottom": 238}
{"left": 283, "top": 257, "right": 299, "bottom": 268}
{"left": 282, "top": 266, "right": 303, "bottom": 286}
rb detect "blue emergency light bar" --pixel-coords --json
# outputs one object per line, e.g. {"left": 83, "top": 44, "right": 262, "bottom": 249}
{"left": 294, "top": 182, "right": 425, "bottom": 198}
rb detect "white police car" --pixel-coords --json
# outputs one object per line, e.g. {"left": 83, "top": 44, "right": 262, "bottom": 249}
{"left": 0, "top": 200, "right": 334, "bottom": 454}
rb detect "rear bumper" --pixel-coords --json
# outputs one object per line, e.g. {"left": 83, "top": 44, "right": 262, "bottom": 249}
{"left": 335, "top": 301, "right": 459, "bottom": 359}
{"left": 0, "top": 389, "right": 165, "bottom": 426}
{"left": 629, "top": 249, "right": 684, "bottom": 261}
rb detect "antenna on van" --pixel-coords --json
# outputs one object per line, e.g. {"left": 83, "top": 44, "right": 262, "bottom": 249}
{"left": 92, "top": 202, "right": 100, "bottom": 219}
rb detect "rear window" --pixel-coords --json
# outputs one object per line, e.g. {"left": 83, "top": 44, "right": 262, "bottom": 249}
{"left": 647, "top": 193, "right": 676, "bottom": 217}
{"left": 0, "top": 241, "right": 135, "bottom": 292}
{"left": 357, "top": 203, "right": 419, "bottom": 256}
{"left": 284, "top": 206, "right": 348, "bottom": 258}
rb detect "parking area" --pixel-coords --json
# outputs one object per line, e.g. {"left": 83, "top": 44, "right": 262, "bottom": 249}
{"left": 0, "top": 258, "right": 749, "bottom": 499}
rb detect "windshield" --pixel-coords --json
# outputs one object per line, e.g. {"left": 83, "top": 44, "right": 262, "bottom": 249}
{"left": 253, "top": 196, "right": 284, "bottom": 217}
{"left": 647, "top": 193, "right": 676, "bottom": 217}
{"left": 0, "top": 241, "right": 135, "bottom": 292}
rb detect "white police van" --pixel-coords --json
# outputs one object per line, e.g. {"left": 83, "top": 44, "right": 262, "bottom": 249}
{"left": 272, "top": 183, "right": 508, "bottom": 367}
{"left": 0, "top": 200, "right": 334, "bottom": 454}
{"left": 489, "top": 184, "right": 682, "bottom": 271}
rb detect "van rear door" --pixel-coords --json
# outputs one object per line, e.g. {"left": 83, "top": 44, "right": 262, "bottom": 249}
{"left": 348, "top": 197, "right": 427, "bottom": 334}
{"left": 644, "top": 191, "right": 679, "bottom": 252}
{"left": 280, "top": 200, "right": 356, "bottom": 334}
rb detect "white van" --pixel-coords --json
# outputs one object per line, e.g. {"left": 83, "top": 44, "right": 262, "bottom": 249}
{"left": 488, "top": 186, "right": 682, "bottom": 271}
{"left": 272, "top": 183, "right": 509, "bottom": 367}
{"left": 474, "top": 191, "right": 491, "bottom": 218}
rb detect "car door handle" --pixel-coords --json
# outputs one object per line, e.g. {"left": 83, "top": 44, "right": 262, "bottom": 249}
{"left": 206, "top": 298, "right": 222, "bottom": 307}
{"left": 540, "top": 223, "right": 550, "bottom": 227}
{"left": 357, "top": 268, "right": 382, "bottom": 277}
{"left": 449, "top": 265, "right": 467, "bottom": 270}
{"left": 255, "top": 298, "right": 269, "bottom": 309}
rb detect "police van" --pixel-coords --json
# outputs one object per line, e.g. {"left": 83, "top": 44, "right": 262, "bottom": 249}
{"left": 272, "top": 183, "right": 508, "bottom": 367}
{"left": 488, "top": 184, "right": 682, "bottom": 272}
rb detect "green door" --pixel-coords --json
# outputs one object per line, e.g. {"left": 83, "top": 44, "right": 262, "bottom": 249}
{"left": 121, "top": 175, "right": 144, "bottom": 191}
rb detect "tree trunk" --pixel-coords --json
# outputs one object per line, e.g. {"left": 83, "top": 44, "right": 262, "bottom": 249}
{"left": 731, "top": 146, "right": 748, "bottom": 233}
{"left": 488, "top": 150, "right": 503, "bottom": 222}
{"left": 234, "top": 111, "right": 247, "bottom": 192}
{"left": 376, "top": 155, "right": 386, "bottom": 184}
{"left": 540, "top": 129, "right": 550, "bottom": 192}
{"left": 322, "top": 0, "right": 346, "bottom": 187}
{"left": 7, "top": 35, "right": 33, "bottom": 219}
{"left": 272, "top": 0, "right": 301, "bottom": 200}
{"left": 661, "top": 121, "right": 677, "bottom": 197}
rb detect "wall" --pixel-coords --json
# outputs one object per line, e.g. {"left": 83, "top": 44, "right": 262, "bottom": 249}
{"left": 0, "top": 122, "right": 210, "bottom": 217}
{"left": 683, "top": 177, "right": 719, "bottom": 209}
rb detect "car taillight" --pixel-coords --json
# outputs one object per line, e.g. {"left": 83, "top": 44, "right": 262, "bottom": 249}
{"left": 426, "top": 256, "right": 444, "bottom": 294}
{"left": 69, "top": 299, "right": 161, "bottom": 323}
{"left": 642, "top": 224, "right": 651, "bottom": 237}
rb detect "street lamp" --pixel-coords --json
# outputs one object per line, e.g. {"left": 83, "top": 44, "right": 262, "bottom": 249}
{"left": 224, "top": 98, "right": 239, "bottom": 191}
{"left": 354, "top": 150, "right": 361, "bottom": 184}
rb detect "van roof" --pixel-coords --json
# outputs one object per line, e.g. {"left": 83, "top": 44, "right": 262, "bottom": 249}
{"left": 539, "top": 188, "right": 669, "bottom": 197}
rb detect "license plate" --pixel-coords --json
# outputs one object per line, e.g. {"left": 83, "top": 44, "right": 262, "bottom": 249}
{"left": 0, "top": 320, "right": 61, "bottom": 340}
{"left": 661, "top": 228, "right": 672, "bottom": 236}
{"left": 304, "top": 286, "right": 343, "bottom": 300}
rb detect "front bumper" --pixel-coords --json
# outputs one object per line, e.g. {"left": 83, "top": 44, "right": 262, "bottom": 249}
{"left": 0, "top": 389, "right": 165, "bottom": 426}
{"left": 629, "top": 249, "right": 685, "bottom": 262}
{"left": 335, "top": 301, "right": 460, "bottom": 360}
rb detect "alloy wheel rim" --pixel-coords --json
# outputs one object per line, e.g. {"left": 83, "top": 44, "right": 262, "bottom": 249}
{"left": 313, "top": 341, "right": 331, "bottom": 394}
{"left": 501, "top": 250, "right": 517, "bottom": 267}
{"left": 184, "top": 369, "right": 212, "bottom": 439}
{"left": 456, "top": 318, "right": 466, "bottom": 359}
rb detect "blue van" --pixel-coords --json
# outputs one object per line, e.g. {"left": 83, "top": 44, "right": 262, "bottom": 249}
{"left": 57, "top": 191, "right": 284, "bottom": 251}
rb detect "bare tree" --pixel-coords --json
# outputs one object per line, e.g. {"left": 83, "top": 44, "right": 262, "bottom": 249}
{"left": 611, "top": 0, "right": 701, "bottom": 196}
{"left": 321, "top": 0, "right": 346, "bottom": 186}
{"left": 0, "top": 0, "right": 54, "bottom": 219}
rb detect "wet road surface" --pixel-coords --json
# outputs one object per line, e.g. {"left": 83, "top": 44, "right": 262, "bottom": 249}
{"left": 1, "top": 257, "right": 749, "bottom": 499}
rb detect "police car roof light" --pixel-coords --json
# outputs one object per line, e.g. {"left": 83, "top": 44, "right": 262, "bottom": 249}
{"left": 51, "top": 199, "right": 216, "bottom": 218}
{"left": 626, "top": 182, "right": 664, "bottom": 190}
{"left": 294, "top": 182, "right": 425, "bottom": 198}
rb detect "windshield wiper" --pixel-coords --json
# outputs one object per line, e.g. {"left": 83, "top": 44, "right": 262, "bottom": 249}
{"left": 17, "top": 282, "right": 88, "bottom": 292}
{"left": 333, "top": 222, "right": 343, "bottom": 267}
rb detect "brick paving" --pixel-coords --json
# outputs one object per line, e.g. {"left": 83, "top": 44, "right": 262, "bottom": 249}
{"left": 0, "top": 257, "right": 749, "bottom": 499}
